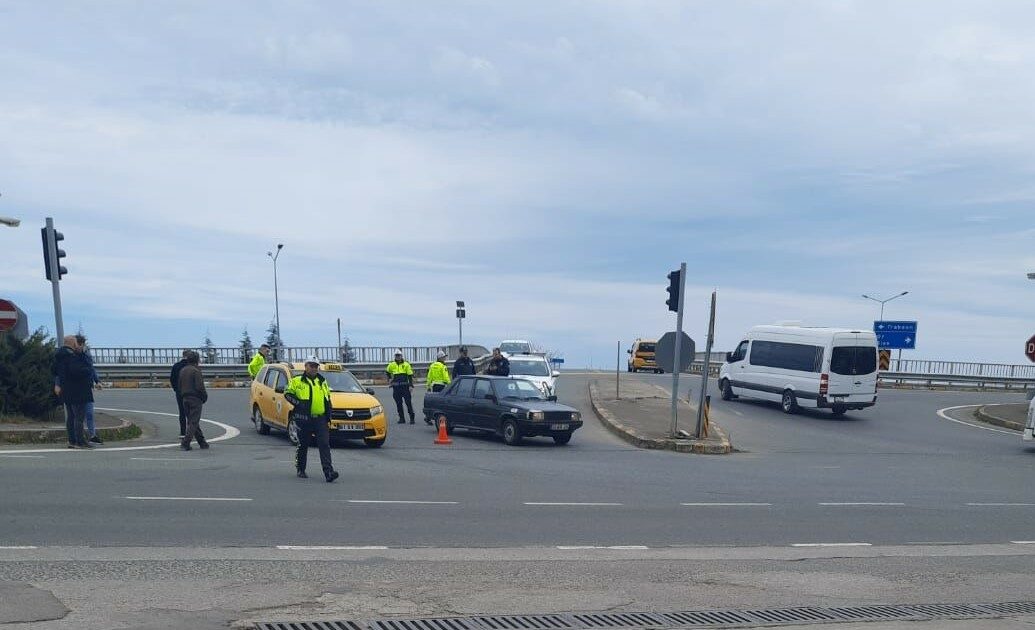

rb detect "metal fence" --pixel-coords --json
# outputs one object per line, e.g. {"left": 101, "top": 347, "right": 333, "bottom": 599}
{"left": 90, "top": 345, "right": 490, "bottom": 366}
{"left": 891, "top": 359, "right": 1035, "bottom": 379}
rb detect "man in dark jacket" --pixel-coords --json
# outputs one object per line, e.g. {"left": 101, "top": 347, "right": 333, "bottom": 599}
{"left": 52, "top": 335, "right": 95, "bottom": 449}
{"left": 485, "top": 348, "right": 510, "bottom": 377}
{"left": 177, "top": 351, "right": 209, "bottom": 451}
{"left": 451, "top": 346, "right": 476, "bottom": 378}
{"left": 169, "top": 349, "right": 191, "bottom": 438}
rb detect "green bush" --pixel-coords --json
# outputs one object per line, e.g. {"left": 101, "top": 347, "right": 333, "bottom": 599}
{"left": 0, "top": 329, "right": 60, "bottom": 420}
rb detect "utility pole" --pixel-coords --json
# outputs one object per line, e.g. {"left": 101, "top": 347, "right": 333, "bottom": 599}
{"left": 695, "top": 291, "right": 716, "bottom": 437}
{"left": 267, "top": 244, "right": 284, "bottom": 358}
{"left": 337, "top": 317, "right": 342, "bottom": 359}
{"left": 616, "top": 340, "right": 621, "bottom": 399}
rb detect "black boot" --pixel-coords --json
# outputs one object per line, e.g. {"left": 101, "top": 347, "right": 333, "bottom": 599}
{"left": 297, "top": 470, "right": 308, "bottom": 478}
{"left": 325, "top": 470, "right": 339, "bottom": 483}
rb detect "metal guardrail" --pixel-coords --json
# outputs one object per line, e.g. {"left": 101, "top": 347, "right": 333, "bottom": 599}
{"left": 89, "top": 344, "right": 490, "bottom": 366}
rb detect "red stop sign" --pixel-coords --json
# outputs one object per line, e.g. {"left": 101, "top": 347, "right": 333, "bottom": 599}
{"left": 1027, "top": 335, "right": 1035, "bottom": 363}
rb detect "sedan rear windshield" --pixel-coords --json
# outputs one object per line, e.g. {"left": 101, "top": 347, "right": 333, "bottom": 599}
{"left": 636, "top": 343, "right": 656, "bottom": 353}
{"left": 500, "top": 343, "right": 531, "bottom": 354}
{"left": 830, "top": 346, "right": 878, "bottom": 376}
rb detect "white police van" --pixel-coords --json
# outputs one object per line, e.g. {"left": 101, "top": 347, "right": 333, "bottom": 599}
{"left": 718, "top": 325, "right": 879, "bottom": 417}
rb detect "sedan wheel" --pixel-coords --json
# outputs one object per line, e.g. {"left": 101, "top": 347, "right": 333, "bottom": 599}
{"left": 253, "top": 406, "right": 270, "bottom": 435}
{"left": 501, "top": 419, "right": 522, "bottom": 446}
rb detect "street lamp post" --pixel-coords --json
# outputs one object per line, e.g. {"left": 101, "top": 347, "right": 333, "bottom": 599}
{"left": 267, "top": 244, "right": 284, "bottom": 359}
{"left": 862, "top": 291, "right": 910, "bottom": 367}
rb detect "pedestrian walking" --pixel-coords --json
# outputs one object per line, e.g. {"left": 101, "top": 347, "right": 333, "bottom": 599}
{"left": 178, "top": 351, "right": 209, "bottom": 451}
{"left": 52, "top": 335, "right": 94, "bottom": 449}
{"left": 451, "top": 346, "right": 476, "bottom": 378}
{"left": 170, "top": 349, "right": 190, "bottom": 438}
{"left": 284, "top": 357, "right": 339, "bottom": 482}
{"left": 485, "top": 347, "right": 510, "bottom": 376}
{"left": 75, "top": 334, "right": 103, "bottom": 444}
{"left": 386, "top": 349, "right": 415, "bottom": 424}
{"left": 248, "top": 344, "right": 271, "bottom": 379}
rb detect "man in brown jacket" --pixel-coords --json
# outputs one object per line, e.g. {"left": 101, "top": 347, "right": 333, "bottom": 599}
{"left": 178, "top": 351, "right": 209, "bottom": 451}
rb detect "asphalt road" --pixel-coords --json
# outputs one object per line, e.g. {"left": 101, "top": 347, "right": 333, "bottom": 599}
{"left": 1, "top": 374, "right": 1033, "bottom": 549}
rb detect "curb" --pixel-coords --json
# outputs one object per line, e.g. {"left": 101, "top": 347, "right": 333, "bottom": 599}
{"left": 974, "top": 404, "right": 1026, "bottom": 432}
{"left": 0, "top": 418, "right": 143, "bottom": 445}
{"left": 588, "top": 382, "right": 732, "bottom": 454}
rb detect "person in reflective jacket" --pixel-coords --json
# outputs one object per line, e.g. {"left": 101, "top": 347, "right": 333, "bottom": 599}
{"left": 425, "top": 351, "right": 452, "bottom": 424}
{"left": 248, "top": 344, "right": 271, "bottom": 379}
{"left": 284, "top": 357, "right": 339, "bottom": 482}
{"left": 386, "top": 350, "right": 415, "bottom": 424}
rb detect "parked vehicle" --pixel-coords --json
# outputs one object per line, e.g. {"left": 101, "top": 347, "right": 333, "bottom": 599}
{"left": 250, "top": 362, "right": 387, "bottom": 447}
{"left": 718, "top": 325, "right": 878, "bottom": 417}
{"left": 627, "top": 339, "right": 660, "bottom": 373}
{"left": 423, "top": 375, "right": 582, "bottom": 445}
{"left": 499, "top": 340, "right": 533, "bottom": 357}
{"left": 508, "top": 354, "right": 561, "bottom": 397}
{"left": 1024, "top": 396, "right": 1035, "bottom": 442}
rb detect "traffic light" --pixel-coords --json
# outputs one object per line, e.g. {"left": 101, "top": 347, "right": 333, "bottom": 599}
{"left": 41, "top": 225, "right": 68, "bottom": 281}
{"left": 666, "top": 269, "right": 681, "bottom": 312}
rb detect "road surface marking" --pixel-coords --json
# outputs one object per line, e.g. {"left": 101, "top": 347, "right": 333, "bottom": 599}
{"left": 0, "top": 408, "right": 240, "bottom": 454}
{"left": 130, "top": 457, "right": 195, "bottom": 461}
{"left": 935, "top": 405, "right": 1019, "bottom": 435}
{"left": 556, "top": 545, "right": 649, "bottom": 550}
{"left": 791, "top": 543, "right": 872, "bottom": 547}
{"left": 341, "top": 500, "right": 459, "bottom": 505}
{"left": 0, "top": 455, "right": 45, "bottom": 459}
{"left": 0, "top": 546, "right": 37, "bottom": 549}
{"left": 967, "top": 503, "right": 1035, "bottom": 507}
{"left": 681, "top": 502, "right": 772, "bottom": 507}
{"left": 1011, "top": 541, "right": 1035, "bottom": 545}
{"left": 819, "top": 502, "right": 905, "bottom": 506}
{"left": 276, "top": 545, "right": 389, "bottom": 550}
{"left": 524, "top": 502, "right": 623, "bottom": 506}
{"left": 123, "top": 496, "right": 252, "bottom": 502}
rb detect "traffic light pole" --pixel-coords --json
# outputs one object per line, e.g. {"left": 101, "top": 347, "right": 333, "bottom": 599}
{"left": 669, "top": 262, "right": 686, "bottom": 438}
{"left": 45, "top": 218, "right": 64, "bottom": 345}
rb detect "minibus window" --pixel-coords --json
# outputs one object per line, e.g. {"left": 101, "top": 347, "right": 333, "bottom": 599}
{"left": 831, "top": 346, "right": 877, "bottom": 375}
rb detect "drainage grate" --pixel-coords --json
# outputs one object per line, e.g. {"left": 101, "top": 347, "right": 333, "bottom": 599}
{"left": 660, "top": 611, "right": 755, "bottom": 627}
{"left": 977, "top": 601, "right": 1035, "bottom": 615}
{"left": 570, "top": 613, "right": 666, "bottom": 628}
{"left": 473, "top": 616, "right": 575, "bottom": 630}
{"left": 743, "top": 607, "right": 841, "bottom": 624}
{"left": 827, "top": 605, "right": 917, "bottom": 621}
{"left": 253, "top": 600, "right": 1035, "bottom": 630}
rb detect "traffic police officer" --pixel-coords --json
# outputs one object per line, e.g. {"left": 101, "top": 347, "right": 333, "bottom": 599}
{"left": 284, "top": 357, "right": 339, "bottom": 482}
{"left": 424, "top": 350, "right": 452, "bottom": 424}
{"left": 248, "top": 344, "right": 271, "bottom": 379}
{"left": 386, "top": 350, "right": 415, "bottom": 424}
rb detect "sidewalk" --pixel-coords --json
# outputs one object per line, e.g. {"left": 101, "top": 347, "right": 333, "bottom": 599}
{"left": 975, "top": 403, "right": 1028, "bottom": 431}
{"left": 0, "top": 411, "right": 141, "bottom": 444}
{"left": 589, "top": 378, "right": 732, "bottom": 454}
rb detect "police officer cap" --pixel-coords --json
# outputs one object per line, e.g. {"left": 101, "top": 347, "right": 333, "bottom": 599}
{"left": 395, "top": 349, "right": 404, "bottom": 356}
{"left": 437, "top": 350, "right": 447, "bottom": 359}
{"left": 305, "top": 356, "right": 320, "bottom": 366}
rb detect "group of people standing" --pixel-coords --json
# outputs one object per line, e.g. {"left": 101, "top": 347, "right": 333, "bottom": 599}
{"left": 52, "top": 335, "right": 102, "bottom": 448}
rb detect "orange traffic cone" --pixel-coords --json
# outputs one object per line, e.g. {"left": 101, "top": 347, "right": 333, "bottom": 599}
{"left": 434, "top": 416, "right": 453, "bottom": 445}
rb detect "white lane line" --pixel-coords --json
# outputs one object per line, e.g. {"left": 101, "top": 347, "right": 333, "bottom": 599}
{"left": 123, "top": 496, "right": 252, "bottom": 502}
{"left": 276, "top": 545, "right": 389, "bottom": 550}
{"left": 556, "top": 545, "right": 649, "bottom": 550}
{"left": 0, "top": 408, "right": 240, "bottom": 454}
{"left": 967, "top": 503, "right": 1035, "bottom": 507}
{"left": 1011, "top": 541, "right": 1035, "bottom": 545}
{"left": 935, "top": 405, "right": 1019, "bottom": 435}
{"left": 681, "top": 502, "right": 772, "bottom": 507}
{"left": 341, "top": 500, "right": 459, "bottom": 505}
{"left": 0, "top": 455, "right": 46, "bottom": 459}
{"left": 0, "top": 546, "right": 37, "bottom": 549}
{"left": 791, "top": 543, "right": 872, "bottom": 548}
{"left": 524, "top": 502, "right": 623, "bottom": 506}
{"left": 819, "top": 502, "right": 905, "bottom": 506}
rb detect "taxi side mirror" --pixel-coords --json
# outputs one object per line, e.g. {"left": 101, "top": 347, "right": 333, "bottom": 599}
{"left": 366, "top": 388, "right": 376, "bottom": 395}
{"left": 725, "top": 352, "right": 734, "bottom": 363}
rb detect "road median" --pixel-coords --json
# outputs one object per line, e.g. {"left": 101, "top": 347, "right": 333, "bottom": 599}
{"left": 589, "top": 379, "right": 732, "bottom": 454}
{"left": 974, "top": 403, "right": 1028, "bottom": 431}
{"left": 0, "top": 412, "right": 142, "bottom": 444}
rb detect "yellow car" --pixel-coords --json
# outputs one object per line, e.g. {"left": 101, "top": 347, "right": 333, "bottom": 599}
{"left": 250, "top": 362, "right": 387, "bottom": 448}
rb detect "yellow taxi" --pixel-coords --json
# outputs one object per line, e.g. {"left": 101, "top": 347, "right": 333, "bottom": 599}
{"left": 250, "top": 362, "right": 387, "bottom": 448}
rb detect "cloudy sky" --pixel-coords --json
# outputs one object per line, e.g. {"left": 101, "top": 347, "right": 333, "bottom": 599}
{"left": 1, "top": 0, "right": 1034, "bottom": 367}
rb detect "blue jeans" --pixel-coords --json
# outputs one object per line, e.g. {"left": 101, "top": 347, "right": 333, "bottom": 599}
{"left": 84, "top": 401, "right": 96, "bottom": 437}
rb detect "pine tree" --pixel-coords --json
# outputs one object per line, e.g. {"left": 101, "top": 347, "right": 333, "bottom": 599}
{"left": 202, "top": 330, "right": 217, "bottom": 364}
{"left": 0, "top": 329, "right": 60, "bottom": 420}
{"left": 265, "top": 321, "right": 281, "bottom": 361}
{"left": 239, "top": 328, "right": 254, "bottom": 364}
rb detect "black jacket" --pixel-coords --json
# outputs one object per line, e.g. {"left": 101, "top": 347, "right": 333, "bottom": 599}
{"left": 53, "top": 347, "right": 95, "bottom": 405}
{"left": 486, "top": 356, "right": 510, "bottom": 377}
{"left": 452, "top": 356, "right": 476, "bottom": 378}
{"left": 170, "top": 359, "right": 188, "bottom": 393}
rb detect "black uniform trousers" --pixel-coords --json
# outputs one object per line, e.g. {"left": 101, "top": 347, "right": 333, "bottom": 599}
{"left": 391, "top": 385, "right": 414, "bottom": 420}
{"left": 295, "top": 417, "right": 334, "bottom": 476}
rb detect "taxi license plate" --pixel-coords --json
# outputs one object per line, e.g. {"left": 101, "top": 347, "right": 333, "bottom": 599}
{"left": 338, "top": 423, "right": 364, "bottom": 431}
{"left": 550, "top": 423, "right": 569, "bottom": 431}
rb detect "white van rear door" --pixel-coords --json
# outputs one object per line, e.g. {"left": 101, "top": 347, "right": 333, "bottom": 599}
{"left": 828, "top": 333, "right": 878, "bottom": 401}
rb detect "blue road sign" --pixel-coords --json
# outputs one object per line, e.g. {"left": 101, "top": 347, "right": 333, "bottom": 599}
{"left": 550, "top": 357, "right": 565, "bottom": 364}
{"left": 874, "top": 321, "right": 917, "bottom": 350}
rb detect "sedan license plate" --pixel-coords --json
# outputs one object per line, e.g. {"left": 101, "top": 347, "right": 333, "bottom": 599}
{"left": 550, "top": 423, "right": 570, "bottom": 431}
{"left": 833, "top": 396, "right": 846, "bottom": 403}
{"left": 338, "top": 423, "right": 364, "bottom": 431}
